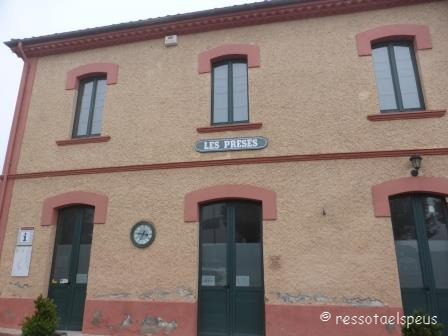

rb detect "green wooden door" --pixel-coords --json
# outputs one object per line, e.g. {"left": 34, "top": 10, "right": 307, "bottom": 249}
{"left": 390, "top": 194, "right": 448, "bottom": 334}
{"left": 198, "top": 201, "right": 265, "bottom": 336}
{"left": 48, "top": 206, "right": 94, "bottom": 331}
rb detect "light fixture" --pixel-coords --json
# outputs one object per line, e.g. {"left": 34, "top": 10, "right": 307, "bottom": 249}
{"left": 410, "top": 155, "right": 422, "bottom": 176}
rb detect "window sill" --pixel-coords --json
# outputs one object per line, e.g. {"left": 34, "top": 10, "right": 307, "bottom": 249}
{"left": 367, "top": 110, "right": 446, "bottom": 121}
{"left": 56, "top": 135, "right": 111, "bottom": 146}
{"left": 197, "top": 122, "right": 263, "bottom": 133}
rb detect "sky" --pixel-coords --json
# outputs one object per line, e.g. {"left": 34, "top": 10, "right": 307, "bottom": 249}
{"left": 0, "top": 0, "right": 254, "bottom": 170}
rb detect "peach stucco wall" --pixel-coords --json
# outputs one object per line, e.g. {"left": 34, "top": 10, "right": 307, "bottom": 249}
{"left": 3, "top": 155, "right": 448, "bottom": 309}
{"left": 14, "top": 1, "right": 448, "bottom": 174}
{"left": 1, "top": 2, "right": 448, "bottom": 333}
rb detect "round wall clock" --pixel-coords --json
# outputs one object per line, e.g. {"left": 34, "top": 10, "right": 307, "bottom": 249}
{"left": 130, "top": 221, "right": 156, "bottom": 248}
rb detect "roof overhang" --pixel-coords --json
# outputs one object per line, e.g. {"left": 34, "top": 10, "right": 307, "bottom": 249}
{"left": 4, "top": 0, "right": 441, "bottom": 58}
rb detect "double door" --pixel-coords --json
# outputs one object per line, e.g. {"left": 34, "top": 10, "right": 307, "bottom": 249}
{"left": 390, "top": 194, "right": 448, "bottom": 334}
{"left": 198, "top": 201, "right": 265, "bottom": 336}
{"left": 48, "top": 206, "right": 94, "bottom": 330}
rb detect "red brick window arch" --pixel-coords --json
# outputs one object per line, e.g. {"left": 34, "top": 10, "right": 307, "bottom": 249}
{"left": 355, "top": 24, "right": 432, "bottom": 57}
{"left": 41, "top": 191, "right": 108, "bottom": 226}
{"left": 198, "top": 44, "right": 260, "bottom": 74}
{"left": 371, "top": 177, "right": 448, "bottom": 217}
{"left": 184, "top": 184, "right": 276, "bottom": 222}
{"left": 65, "top": 63, "right": 119, "bottom": 90}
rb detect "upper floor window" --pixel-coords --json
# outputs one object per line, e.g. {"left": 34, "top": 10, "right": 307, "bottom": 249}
{"left": 73, "top": 76, "right": 107, "bottom": 138}
{"left": 212, "top": 60, "right": 249, "bottom": 125}
{"left": 372, "top": 41, "right": 424, "bottom": 112}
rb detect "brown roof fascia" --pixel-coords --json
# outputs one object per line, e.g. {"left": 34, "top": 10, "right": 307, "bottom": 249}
{"left": 5, "top": 0, "right": 440, "bottom": 58}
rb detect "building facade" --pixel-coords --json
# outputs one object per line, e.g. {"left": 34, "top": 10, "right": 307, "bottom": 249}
{"left": 0, "top": 0, "right": 447, "bottom": 335}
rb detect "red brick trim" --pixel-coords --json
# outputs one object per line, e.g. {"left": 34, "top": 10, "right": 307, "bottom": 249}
{"left": 9, "top": 0, "right": 439, "bottom": 58}
{"left": 198, "top": 44, "right": 260, "bottom": 74}
{"left": 184, "top": 184, "right": 276, "bottom": 222}
{"left": 356, "top": 24, "right": 432, "bottom": 56}
{"left": 197, "top": 122, "right": 262, "bottom": 133}
{"left": 0, "top": 298, "right": 35, "bottom": 329}
{"left": 0, "top": 298, "right": 405, "bottom": 335}
{"left": 367, "top": 110, "right": 446, "bottom": 121}
{"left": 372, "top": 176, "right": 448, "bottom": 217}
{"left": 66, "top": 63, "right": 119, "bottom": 90}
{"left": 41, "top": 191, "right": 108, "bottom": 226}
{"left": 0, "top": 58, "right": 37, "bottom": 260}
{"left": 7, "top": 147, "right": 448, "bottom": 181}
{"left": 266, "top": 304, "right": 403, "bottom": 336}
{"left": 83, "top": 300, "right": 197, "bottom": 335}
{"left": 56, "top": 135, "right": 111, "bottom": 146}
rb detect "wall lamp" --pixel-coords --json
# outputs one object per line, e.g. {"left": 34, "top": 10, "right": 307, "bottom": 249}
{"left": 410, "top": 155, "right": 422, "bottom": 176}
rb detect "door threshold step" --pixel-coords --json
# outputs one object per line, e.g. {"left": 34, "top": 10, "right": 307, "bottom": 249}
{"left": 0, "top": 328, "right": 104, "bottom": 336}
{"left": 0, "top": 327, "right": 20, "bottom": 336}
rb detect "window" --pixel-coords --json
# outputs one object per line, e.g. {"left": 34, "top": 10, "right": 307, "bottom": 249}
{"left": 372, "top": 42, "right": 424, "bottom": 112}
{"left": 212, "top": 60, "right": 249, "bottom": 125}
{"left": 72, "top": 76, "right": 107, "bottom": 137}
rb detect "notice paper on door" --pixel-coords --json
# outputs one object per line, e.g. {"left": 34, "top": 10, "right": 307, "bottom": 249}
{"left": 236, "top": 275, "right": 250, "bottom": 287}
{"left": 76, "top": 273, "right": 88, "bottom": 284}
{"left": 202, "top": 275, "right": 216, "bottom": 286}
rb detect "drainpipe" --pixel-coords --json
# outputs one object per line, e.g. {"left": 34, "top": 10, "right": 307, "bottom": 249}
{"left": 17, "top": 42, "right": 28, "bottom": 61}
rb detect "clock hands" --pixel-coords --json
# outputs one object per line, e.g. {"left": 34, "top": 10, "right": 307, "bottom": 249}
{"left": 137, "top": 228, "right": 151, "bottom": 241}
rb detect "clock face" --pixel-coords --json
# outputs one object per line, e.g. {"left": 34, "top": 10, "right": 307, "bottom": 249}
{"left": 130, "top": 221, "right": 155, "bottom": 248}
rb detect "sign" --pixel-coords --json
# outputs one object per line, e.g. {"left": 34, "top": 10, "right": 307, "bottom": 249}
{"left": 11, "top": 246, "right": 33, "bottom": 276}
{"left": 11, "top": 228, "right": 34, "bottom": 276}
{"left": 201, "top": 275, "right": 216, "bottom": 286}
{"left": 195, "top": 136, "right": 268, "bottom": 153}
{"left": 236, "top": 275, "right": 250, "bottom": 287}
{"left": 16, "top": 229, "right": 34, "bottom": 246}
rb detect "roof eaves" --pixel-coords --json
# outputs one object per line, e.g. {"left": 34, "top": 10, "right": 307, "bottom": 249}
{"left": 4, "top": 0, "right": 310, "bottom": 47}
{"left": 4, "top": 0, "right": 440, "bottom": 58}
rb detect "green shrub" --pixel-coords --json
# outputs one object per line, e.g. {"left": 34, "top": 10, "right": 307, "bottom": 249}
{"left": 402, "top": 310, "right": 444, "bottom": 336}
{"left": 22, "top": 295, "right": 58, "bottom": 336}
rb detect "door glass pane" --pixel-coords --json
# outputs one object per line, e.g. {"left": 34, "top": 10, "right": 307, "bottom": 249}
{"left": 421, "top": 196, "right": 448, "bottom": 288}
{"left": 91, "top": 79, "right": 107, "bottom": 135}
{"left": 235, "top": 202, "right": 262, "bottom": 287}
{"left": 51, "top": 208, "right": 77, "bottom": 284}
{"left": 213, "top": 64, "right": 228, "bottom": 123}
{"left": 372, "top": 46, "right": 397, "bottom": 111}
{"left": 232, "top": 62, "right": 248, "bottom": 122}
{"left": 76, "top": 207, "right": 94, "bottom": 284}
{"left": 75, "top": 81, "right": 94, "bottom": 136}
{"left": 201, "top": 203, "right": 227, "bottom": 287}
{"left": 390, "top": 196, "right": 424, "bottom": 288}
{"left": 394, "top": 45, "right": 421, "bottom": 109}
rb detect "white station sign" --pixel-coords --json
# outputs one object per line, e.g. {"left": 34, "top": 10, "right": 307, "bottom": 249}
{"left": 195, "top": 136, "right": 268, "bottom": 153}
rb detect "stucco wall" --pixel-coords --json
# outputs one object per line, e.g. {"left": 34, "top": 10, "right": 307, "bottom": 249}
{"left": 3, "top": 155, "right": 448, "bottom": 308}
{"left": 14, "top": 1, "right": 448, "bottom": 174}
{"left": 2, "top": 3, "right": 448, "bottom": 334}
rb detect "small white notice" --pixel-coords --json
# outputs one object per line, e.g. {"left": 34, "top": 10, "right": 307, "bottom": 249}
{"left": 202, "top": 275, "right": 216, "bottom": 286}
{"left": 11, "top": 246, "right": 32, "bottom": 276}
{"left": 11, "top": 228, "right": 34, "bottom": 277}
{"left": 236, "top": 275, "right": 250, "bottom": 287}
